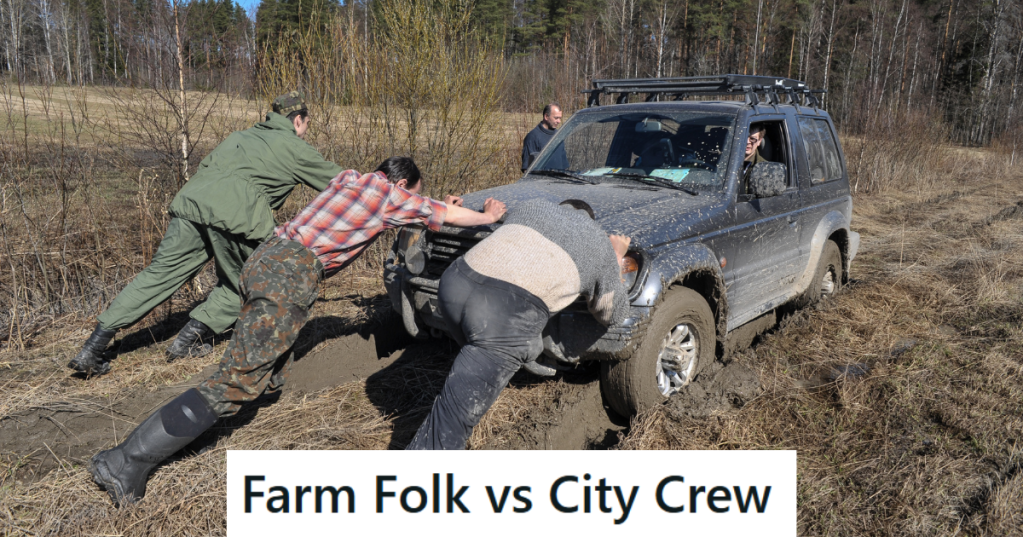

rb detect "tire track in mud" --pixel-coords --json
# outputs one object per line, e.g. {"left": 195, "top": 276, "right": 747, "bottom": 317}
{"left": 0, "top": 331, "right": 396, "bottom": 483}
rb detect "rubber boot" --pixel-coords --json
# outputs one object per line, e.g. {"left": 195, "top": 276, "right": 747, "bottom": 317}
{"left": 166, "top": 319, "right": 214, "bottom": 362}
{"left": 90, "top": 388, "right": 217, "bottom": 507}
{"left": 68, "top": 324, "right": 116, "bottom": 377}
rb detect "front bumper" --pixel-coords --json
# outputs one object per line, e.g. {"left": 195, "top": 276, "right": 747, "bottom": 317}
{"left": 383, "top": 262, "right": 645, "bottom": 362}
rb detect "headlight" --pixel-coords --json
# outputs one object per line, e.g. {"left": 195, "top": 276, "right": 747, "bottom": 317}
{"left": 621, "top": 252, "right": 641, "bottom": 290}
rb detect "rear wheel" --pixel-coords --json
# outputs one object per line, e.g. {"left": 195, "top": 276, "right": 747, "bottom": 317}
{"left": 601, "top": 287, "right": 714, "bottom": 417}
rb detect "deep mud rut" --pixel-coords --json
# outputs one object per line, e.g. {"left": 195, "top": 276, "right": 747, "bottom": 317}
{"left": 1, "top": 310, "right": 764, "bottom": 479}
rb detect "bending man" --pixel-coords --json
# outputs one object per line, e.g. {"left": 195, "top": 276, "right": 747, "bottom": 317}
{"left": 89, "top": 157, "right": 506, "bottom": 505}
{"left": 71, "top": 91, "right": 344, "bottom": 376}
{"left": 407, "top": 198, "right": 631, "bottom": 450}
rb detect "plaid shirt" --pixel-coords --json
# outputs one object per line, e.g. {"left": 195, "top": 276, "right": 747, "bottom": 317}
{"left": 275, "top": 170, "right": 447, "bottom": 276}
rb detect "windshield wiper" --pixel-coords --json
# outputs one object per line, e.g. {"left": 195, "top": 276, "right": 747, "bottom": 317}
{"left": 529, "top": 169, "right": 598, "bottom": 184}
{"left": 605, "top": 172, "right": 698, "bottom": 196}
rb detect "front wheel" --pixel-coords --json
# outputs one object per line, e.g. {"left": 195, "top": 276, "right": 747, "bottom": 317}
{"left": 601, "top": 287, "right": 715, "bottom": 417}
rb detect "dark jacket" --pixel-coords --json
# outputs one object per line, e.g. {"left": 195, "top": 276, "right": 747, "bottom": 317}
{"left": 521, "top": 122, "right": 568, "bottom": 171}
{"left": 169, "top": 112, "right": 343, "bottom": 242}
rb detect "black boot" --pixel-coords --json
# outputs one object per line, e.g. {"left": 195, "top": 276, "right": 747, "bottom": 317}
{"left": 166, "top": 319, "right": 214, "bottom": 362}
{"left": 90, "top": 388, "right": 217, "bottom": 506}
{"left": 68, "top": 324, "right": 117, "bottom": 377}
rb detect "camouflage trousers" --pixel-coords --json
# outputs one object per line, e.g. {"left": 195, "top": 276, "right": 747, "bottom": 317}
{"left": 197, "top": 237, "right": 323, "bottom": 417}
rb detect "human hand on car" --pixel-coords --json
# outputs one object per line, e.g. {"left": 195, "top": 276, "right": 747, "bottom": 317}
{"left": 444, "top": 195, "right": 464, "bottom": 207}
{"left": 482, "top": 197, "right": 507, "bottom": 223}
{"left": 609, "top": 234, "right": 631, "bottom": 264}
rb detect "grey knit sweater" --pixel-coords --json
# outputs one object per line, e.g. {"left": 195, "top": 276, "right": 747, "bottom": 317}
{"left": 463, "top": 199, "right": 630, "bottom": 327}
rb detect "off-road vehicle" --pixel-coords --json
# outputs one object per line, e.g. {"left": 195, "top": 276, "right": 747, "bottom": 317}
{"left": 385, "top": 75, "right": 860, "bottom": 416}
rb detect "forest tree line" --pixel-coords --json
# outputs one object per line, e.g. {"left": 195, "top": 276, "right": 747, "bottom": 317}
{"left": 2, "top": 0, "right": 1022, "bottom": 145}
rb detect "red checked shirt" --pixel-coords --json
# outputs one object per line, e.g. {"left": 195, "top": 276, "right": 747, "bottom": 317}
{"left": 274, "top": 170, "right": 447, "bottom": 276}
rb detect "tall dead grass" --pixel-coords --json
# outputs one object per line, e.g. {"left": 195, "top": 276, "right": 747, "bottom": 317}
{"left": 844, "top": 108, "right": 1015, "bottom": 197}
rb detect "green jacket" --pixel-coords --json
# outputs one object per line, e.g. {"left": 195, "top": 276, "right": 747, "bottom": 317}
{"left": 168, "top": 112, "right": 343, "bottom": 241}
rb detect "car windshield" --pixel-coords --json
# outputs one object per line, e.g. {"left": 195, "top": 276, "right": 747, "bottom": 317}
{"left": 530, "top": 110, "right": 737, "bottom": 191}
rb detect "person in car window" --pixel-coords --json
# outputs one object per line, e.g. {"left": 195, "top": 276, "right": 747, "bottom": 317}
{"left": 743, "top": 124, "right": 769, "bottom": 189}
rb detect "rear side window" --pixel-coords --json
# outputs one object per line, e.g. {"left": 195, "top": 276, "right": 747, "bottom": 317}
{"left": 798, "top": 118, "right": 843, "bottom": 184}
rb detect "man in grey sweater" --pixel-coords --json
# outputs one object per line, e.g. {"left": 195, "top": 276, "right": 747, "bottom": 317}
{"left": 407, "top": 199, "right": 631, "bottom": 449}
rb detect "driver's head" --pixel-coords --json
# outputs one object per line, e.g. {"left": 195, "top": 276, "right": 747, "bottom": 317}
{"left": 543, "top": 104, "right": 563, "bottom": 130}
{"left": 745, "top": 124, "right": 766, "bottom": 161}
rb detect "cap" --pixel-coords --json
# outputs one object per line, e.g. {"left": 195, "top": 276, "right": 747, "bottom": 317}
{"left": 272, "top": 90, "right": 307, "bottom": 116}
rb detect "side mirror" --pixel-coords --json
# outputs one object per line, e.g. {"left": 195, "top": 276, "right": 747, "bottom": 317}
{"left": 749, "top": 162, "right": 787, "bottom": 198}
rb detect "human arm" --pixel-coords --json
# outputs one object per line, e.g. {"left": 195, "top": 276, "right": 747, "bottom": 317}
{"left": 292, "top": 142, "right": 344, "bottom": 192}
{"left": 609, "top": 235, "right": 631, "bottom": 266}
{"left": 587, "top": 235, "right": 632, "bottom": 327}
{"left": 444, "top": 198, "right": 506, "bottom": 227}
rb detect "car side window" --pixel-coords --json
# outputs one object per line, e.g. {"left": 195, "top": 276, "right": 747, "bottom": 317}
{"left": 799, "top": 117, "right": 842, "bottom": 184}
{"left": 748, "top": 120, "right": 790, "bottom": 187}
{"left": 814, "top": 119, "right": 843, "bottom": 182}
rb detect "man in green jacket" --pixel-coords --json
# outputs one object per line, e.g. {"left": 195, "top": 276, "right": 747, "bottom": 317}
{"left": 69, "top": 90, "right": 343, "bottom": 377}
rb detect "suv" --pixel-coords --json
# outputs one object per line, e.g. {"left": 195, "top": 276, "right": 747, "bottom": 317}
{"left": 385, "top": 75, "right": 860, "bottom": 416}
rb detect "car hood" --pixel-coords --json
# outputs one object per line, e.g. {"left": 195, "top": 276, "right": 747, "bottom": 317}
{"left": 453, "top": 176, "right": 729, "bottom": 248}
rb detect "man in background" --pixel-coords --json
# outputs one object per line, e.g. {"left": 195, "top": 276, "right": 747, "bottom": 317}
{"left": 69, "top": 90, "right": 343, "bottom": 377}
{"left": 521, "top": 103, "right": 568, "bottom": 171}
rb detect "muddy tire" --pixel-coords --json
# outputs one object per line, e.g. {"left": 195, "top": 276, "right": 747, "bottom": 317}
{"left": 601, "top": 287, "right": 714, "bottom": 417}
{"left": 798, "top": 240, "right": 842, "bottom": 307}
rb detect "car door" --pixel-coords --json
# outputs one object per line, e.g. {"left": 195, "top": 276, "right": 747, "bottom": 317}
{"left": 726, "top": 116, "right": 804, "bottom": 326}
{"left": 796, "top": 115, "right": 851, "bottom": 258}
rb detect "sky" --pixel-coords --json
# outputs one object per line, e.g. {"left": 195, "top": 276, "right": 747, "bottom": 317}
{"left": 236, "top": 0, "right": 260, "bottom": 18}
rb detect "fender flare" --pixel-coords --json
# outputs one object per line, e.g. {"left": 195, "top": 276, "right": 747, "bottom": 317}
{"left": 794, "top": 209, "right": 850, "bottom": 293}
{"left": 637, "top": 243, "right": 729, "bottom": 350}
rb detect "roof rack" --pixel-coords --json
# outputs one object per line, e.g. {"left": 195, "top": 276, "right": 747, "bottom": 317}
{"left": 583, "top": 74, "right": 825, "bottom": 108}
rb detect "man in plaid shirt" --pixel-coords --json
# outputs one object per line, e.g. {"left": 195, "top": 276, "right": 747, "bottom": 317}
{"left": 89, "top": 156, "right": 506, "bottom": 506}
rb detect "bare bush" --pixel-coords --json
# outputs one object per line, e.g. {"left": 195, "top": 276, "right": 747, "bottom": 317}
{"left": 256, "top": 1, "right": 510, "bottom": 198}
{"left": 846, "top": 109, "right": 955, "bottom": 195}
{"left": 0, "top": 79, "right": 104, "bottom": 347}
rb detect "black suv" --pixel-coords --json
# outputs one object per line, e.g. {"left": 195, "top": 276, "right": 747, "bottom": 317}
{"left": 385, "top": 75, "right": 860, "bottom": 416}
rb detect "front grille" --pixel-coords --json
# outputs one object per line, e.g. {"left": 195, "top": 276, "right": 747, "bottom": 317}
{"left": 422, "top": 227, "right": 492, "bottom": 278}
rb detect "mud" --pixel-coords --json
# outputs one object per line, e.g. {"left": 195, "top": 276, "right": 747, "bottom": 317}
{"left": 480, "top": 368, "right": 628, "bottom": 450}
{"left": 0, "top": 327, "right": 401, "bottom": 484}
{"left": 664, "top": 357, "right": 762, "bottom": 418}
{"left": 284, "top": 331, "right": 407, "bottom": 395}
{"left": 0, "top": 364, "right": 219, "bottom": 483}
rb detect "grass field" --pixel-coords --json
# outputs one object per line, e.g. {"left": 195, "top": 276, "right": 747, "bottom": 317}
{"left": 2, "top": 84, "right": 1022, "bottom": 535}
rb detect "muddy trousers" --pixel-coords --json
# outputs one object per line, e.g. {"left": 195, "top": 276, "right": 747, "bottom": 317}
{"left": 408, "top": 259, "right": 548, "bottom": 450}
{"left": 97, "top": 217, "right": 261, "bottom": 334}
{"left": 196, "top": 237, "right": 323, "bottom": 417}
